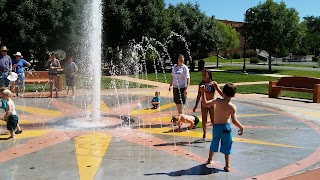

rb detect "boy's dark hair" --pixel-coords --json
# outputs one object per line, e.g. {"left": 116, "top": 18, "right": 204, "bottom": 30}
{"left": 171, "top": 116, "right": 178, "bottom": 123}
{"left": 223, "top": 83, "right": 237, "bottom": 97}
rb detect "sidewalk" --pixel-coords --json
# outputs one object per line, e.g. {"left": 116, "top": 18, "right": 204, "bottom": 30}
{"left": 107, "top": 75, "right": 270, "bottom": 92}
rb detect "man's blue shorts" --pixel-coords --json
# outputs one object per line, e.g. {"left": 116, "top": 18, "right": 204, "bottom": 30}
{"left": 210, "top": 124, "right": 233, "bottom": 155}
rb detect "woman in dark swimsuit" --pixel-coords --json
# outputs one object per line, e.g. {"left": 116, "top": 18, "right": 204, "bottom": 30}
{"left": 193, "top": 69, "right": 223, "bottom": 139}
{"left": 45, "top": 53, "right": 61, "bottom": 97}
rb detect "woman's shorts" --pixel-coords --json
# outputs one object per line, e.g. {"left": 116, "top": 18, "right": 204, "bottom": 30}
{"left": 7, "top": 115, "right": 18, "bottom": 131}
{"left": 15, "top": 73, "right": 25, "bottom": 87}
{"left": 173, "top": 88, "right": 186, "bottom": 104}
{"left": 66, "top": 76, "right": 75, "bottom": 87}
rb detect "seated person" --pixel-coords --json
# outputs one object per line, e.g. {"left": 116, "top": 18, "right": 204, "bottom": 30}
{"left": 171, "top": 114, "right": 201, "bottom": 131}
{"left": 151, "top": 91, "right": 162, "bottom": 109}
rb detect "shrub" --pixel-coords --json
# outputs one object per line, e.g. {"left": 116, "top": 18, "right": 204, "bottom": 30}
{"left": 233, "top": 53, "right": 241, "bottom": 59}
{"left": 245, "top": 49, "right": 258, "bottom": 58}
{"left": 250, "top": 56, "right": 260, "bottom": 64}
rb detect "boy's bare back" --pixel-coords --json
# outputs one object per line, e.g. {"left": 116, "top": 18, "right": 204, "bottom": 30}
{"left": 214, "top": 98, "right": 236, "bottom": 124}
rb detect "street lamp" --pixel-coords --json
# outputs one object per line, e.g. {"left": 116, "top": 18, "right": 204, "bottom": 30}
{"left": 243, "top": 8, "right": 253, "bottom": 74}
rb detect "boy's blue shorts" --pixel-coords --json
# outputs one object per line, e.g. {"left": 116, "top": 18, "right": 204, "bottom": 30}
{"left": 210, "top": 124, "right": 233, "bottom": 155}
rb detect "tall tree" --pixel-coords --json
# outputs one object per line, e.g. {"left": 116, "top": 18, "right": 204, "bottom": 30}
{"left": 300, "top": 16, "right": 320, "bottom": 56}
{"left": 103, "top": 0, "right": 169, "bottom": 49}
{"left": 216, "top": 21, "right": 240, "bottom": 52}
{"left": 0, "top": 0, "right": 82, "bottom": 63}
{"left": 166, "top": 2, "right": 220, "bottom": 62}
{"left": 246, "top": 0, "right": 300, "bottom": 71}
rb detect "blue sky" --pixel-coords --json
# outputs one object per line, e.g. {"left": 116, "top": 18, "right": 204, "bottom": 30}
{"left": 165, "top": 0, "right": 320, "bottom": 22}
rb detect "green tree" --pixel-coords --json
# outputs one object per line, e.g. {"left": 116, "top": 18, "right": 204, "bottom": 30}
{"left": 246, "top": 0, "right": 300, "bottom": 71}
{"left": 216, "top": 21, "right": 240, "bottom": 53}
{"left": 0, "top": 0, "right": 82, "bottom": 64}
{"left": 166, "top": 2, "right": 220, "bottom": 62}
{"left": 103, "top": 0, "right": 169, "bottom": 49}
{"left": 300, "top": 16, "right": 320, "bottom": 56}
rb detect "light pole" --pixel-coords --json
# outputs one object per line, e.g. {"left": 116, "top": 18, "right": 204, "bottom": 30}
{"left": 243, "top": 8, "right": 253, "bottom": 74}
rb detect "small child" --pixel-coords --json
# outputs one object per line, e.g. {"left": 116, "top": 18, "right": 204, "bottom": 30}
{"left": 2, "top": 89, "right": 20, "bottom": 139}
{"left": 151, "top": 91, "right": 162, "bottom": 109}
{"left": 200, "top": 83, "right": 244, "bottom": 172}
{"left": 171, "top": 114, "right": 201, "bottom": 132}
{"left": 0, "top": 87, "right": 22, "bottom": 134}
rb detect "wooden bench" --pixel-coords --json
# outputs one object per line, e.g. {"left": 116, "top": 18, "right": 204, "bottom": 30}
{"left": 269, "top": 76, "right": 320, "bottom": 103}
{"left": 24, "top": 71, "right": 63, "bottom": 91}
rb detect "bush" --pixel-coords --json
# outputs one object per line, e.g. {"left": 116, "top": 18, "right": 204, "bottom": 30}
{"left": 245, "top": 49, "right": 258, "bottom": 58}
{"left": 250, "top": 56, "right": 260, "bottom": 64}
{"left": 233, "top": 53, "right": 241, "bottom": 59}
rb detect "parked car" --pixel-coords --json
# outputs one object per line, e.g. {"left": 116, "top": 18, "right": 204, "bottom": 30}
{"left": 282, "top": 57, "right": 290, "bottom": 62}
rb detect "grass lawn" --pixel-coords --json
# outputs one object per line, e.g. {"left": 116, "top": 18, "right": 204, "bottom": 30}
{"left": 274, "top": 63, "right": 317, "bottom": 68}
{"left": 236, "top": 84, "right": 313, "bottom": 100}
{"left": 202, "top": 56, "right": 250, "bottom": 64}
{"left": 203, "top": 56, "right": 318, "bottom": 68}
{"left": 220, "top": 66, "right": 320, "bottom": 78}
{"left": 138, "top": 71, "right": 277, "bottom": 85}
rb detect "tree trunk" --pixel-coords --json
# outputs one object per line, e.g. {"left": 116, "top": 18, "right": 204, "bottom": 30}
{"left": 268, "top": 48, "right": 272, "bottom": 72}
{"left": 216, "top": 48, "right": 219, "bottom": 68}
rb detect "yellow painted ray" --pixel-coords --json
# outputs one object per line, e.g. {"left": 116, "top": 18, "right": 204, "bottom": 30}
{"left": 129, "top": 103, "right": 176, "bottom": 116}
{"left": 295, "top": 110, "right": 320, "bottom": 118}
{"left": 0, "top": 119, "right": 36, "bottom": 126}
{"left": 150, "top": 116, "right": 172, "bottom": 123}
{"left": 139, "top": 127, "right": 304, "bottom": 149}
{"left": 148, "top": 113, "right": 277, "bottom": 124}
{"left": 87, "top": 99, "right": 109, "bottom": 112}
{"left": 150, "top": 115, "right": 202, "bottom": 124}
{"left": 16, "top": 105, "right": 62, "bottom": 117}
{"left": 75, "top": 133, "right": 112, "bottom": 180}
{"left": 0, "top": 130, "right": 52, "bottom": 141}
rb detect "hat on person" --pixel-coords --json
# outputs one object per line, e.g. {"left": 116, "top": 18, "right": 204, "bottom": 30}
{"left": 0, "top": 46, "right": 9, "bottom": 51}
{"left": 13, "top": 52, "right": 22, "bottom": 56}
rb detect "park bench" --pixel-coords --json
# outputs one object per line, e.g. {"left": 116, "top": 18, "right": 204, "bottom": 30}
{"left": 268, "top": 76, "right": 320, "bottom": 103}
{"left": 24, "top": 71, "right": 63, "bottom": 91}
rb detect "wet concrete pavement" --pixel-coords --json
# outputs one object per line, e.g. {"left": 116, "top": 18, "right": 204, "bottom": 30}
{"left": 0, "top": 87, "right": 319, "bottom": 180}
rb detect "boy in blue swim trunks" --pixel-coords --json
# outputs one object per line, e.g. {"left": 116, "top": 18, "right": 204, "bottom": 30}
{"left": 200, "top": 83, "right": 244, "bottom": 172}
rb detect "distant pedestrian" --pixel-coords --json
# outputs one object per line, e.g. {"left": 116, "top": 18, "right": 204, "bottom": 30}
{"left": 0, "top": 46, "right": 12, "bottom": 87}
{"left": 169, "top": 54, "right": 190, "bottom": 114}
{"left": 45, "top": 53, "right": 61, "bottom": 98}
{"left": 12, "top": 52, "right": 31, "bottom": 97}
{"left": 64, "top": 55, "right": 78, "bottom": 97}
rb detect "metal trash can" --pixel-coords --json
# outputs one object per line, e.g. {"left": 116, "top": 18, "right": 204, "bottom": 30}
{"left": 198, "top": 59, "right": 205, "bottom": 71}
